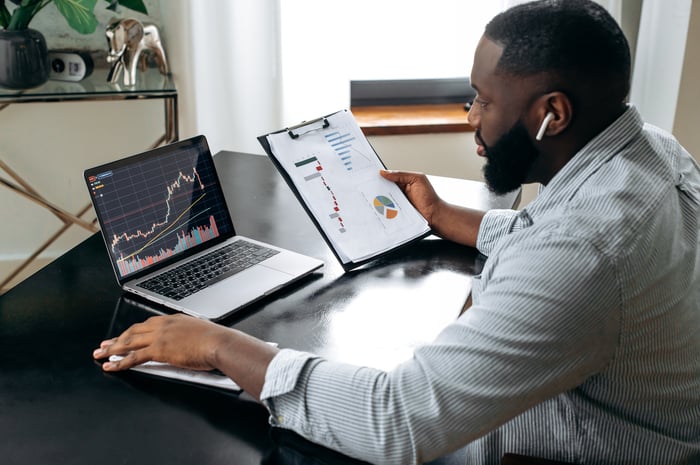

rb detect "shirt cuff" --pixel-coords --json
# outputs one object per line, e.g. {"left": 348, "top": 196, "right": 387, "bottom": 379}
{"left": 476, "top": 209, "right": 519, "bottom": 255}
{"left": 260, "top": 348, "right": 316, "bottom": 400}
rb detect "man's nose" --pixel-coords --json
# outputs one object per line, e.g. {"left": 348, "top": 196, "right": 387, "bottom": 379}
{"left": 467, "top": 103, "right": 480, "bottom": 128}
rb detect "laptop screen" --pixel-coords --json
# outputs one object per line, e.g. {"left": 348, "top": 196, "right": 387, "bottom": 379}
{"left": 86, "top": 136, "right": 234, "bottom": 280}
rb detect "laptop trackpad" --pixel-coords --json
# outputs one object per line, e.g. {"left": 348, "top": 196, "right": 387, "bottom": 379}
{"left": 182, "top": 266, "right": 289, "bottom": 319}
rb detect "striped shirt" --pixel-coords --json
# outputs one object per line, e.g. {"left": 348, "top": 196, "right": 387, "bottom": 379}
{"left": 260, "top": 106, "right": 700, "bottom": 465}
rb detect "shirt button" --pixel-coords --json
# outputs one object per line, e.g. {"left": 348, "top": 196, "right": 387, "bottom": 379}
{"left": 277, "top": 415, "right": 284, "bottom": 424}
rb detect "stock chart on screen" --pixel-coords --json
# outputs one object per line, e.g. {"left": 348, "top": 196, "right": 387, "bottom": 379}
{"left": 87, "top": 146, "right": 231, "bottom": 278}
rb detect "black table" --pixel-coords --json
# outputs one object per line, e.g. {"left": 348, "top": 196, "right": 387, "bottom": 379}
{"left": 0, "top": 151, "right": 518, "bottom": 465}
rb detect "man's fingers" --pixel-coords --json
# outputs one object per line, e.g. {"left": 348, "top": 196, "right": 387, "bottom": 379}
{"left": 93, "top": 324, "right": 156, "bottom": 360}
{"left": 380, "top": 169, "right": 422, "bottom": 186}
{"left": 98, "top": 338, "right": 117, "bottom": 349}
{"left": 102, "top": 349, "right": 152, "bottom": 371}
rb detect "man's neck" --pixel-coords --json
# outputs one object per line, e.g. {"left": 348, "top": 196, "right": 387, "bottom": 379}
{"left": 533, "top": 104, "right": 628, "bottom": 186}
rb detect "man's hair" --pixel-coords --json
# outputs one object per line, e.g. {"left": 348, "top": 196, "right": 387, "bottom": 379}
{"left": 485, "top": 0, "right": 631, "bottom": 104}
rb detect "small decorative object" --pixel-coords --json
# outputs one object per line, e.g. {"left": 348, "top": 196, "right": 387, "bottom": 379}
{"left": 0, "top": 0, "right": 149, "bottom": 89}
{"left": 105, "top": 18, "right": 168, "bottom": 86}
{"left": 48, "top": 50, "right": 94, "bottom": 82}
{"left": 0, "top": 28, "right": 49, "bottom": 89}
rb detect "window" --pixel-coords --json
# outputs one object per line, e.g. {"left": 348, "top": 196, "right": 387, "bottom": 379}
{"left": 279, "top": 1, "right": 506, "bottom": 122}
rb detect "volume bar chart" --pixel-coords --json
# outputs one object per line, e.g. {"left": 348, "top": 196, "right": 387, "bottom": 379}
{"left": 116, "top": 215, "right": 220, "bottom": 276}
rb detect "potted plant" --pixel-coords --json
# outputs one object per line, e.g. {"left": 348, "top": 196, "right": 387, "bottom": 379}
{"left": 0, "top": 0, "right": 148, "bottom": 89}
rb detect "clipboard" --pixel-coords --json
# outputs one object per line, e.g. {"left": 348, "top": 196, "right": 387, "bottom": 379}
{"left": 258, "top": 109, "right": 431, "bottom": 271}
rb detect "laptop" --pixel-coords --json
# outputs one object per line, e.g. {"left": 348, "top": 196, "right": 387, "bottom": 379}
{"left": 84, "top": 135, "right": 324, "bottom": 320}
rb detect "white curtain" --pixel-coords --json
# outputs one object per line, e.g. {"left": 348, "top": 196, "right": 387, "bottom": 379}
{"left": 629, "top": 0, "right": 692, "bottom": 132}
{"left": 160, "top": 0, "right": 282, "bottom": 156}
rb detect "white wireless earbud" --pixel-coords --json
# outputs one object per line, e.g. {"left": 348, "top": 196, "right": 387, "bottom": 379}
{"left": 535, "top": 112, "right": 555, "bottom": 141}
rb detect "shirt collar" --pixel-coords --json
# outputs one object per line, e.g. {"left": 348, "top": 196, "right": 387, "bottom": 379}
{"left": 523, "top": 104, "right": 644, "bottom": 218}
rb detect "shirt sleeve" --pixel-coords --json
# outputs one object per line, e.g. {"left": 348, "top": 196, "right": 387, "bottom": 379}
{"left": 476, "top": 209, "right": 519, "bottom": 255}
{"left": 259, "top": 232, "right": 621, "bottom": 465}
{"left": 260, "top": 349, "right": 316, "bottom": 399}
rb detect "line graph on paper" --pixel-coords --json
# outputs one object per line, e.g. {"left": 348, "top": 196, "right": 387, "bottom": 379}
{"left": 88, "top": 150, "right": 231, "bottom": 278}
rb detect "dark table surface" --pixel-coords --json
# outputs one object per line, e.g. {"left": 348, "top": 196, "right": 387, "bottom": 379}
{"left": 0, "top": 151, "right": 518, "bottom": 465}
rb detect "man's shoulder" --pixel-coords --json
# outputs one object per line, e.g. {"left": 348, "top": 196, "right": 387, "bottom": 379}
{"left": 556, "top": 132, "right": 695, "bottom": 251}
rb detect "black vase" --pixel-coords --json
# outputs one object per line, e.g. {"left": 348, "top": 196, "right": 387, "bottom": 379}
{"left": 0, "top": 28, "right": 49, "bottom": 89}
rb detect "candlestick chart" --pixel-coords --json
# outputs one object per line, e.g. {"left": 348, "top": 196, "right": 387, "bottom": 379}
{"left": 89, "top": 151, "right": 231, "bottom": 278}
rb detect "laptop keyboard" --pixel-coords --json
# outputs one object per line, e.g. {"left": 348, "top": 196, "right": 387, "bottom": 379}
{"left": 138, "top": 240, "right": 279, "bottom": 301}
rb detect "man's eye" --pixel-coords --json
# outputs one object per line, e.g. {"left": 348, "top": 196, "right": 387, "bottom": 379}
{"left": 474, "top": 98, "right": 489, "bottom": 108}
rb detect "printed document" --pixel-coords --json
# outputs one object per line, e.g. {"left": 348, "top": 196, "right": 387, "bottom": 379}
{"left": 263, "top": 110, "right": 430, "bottom": 267}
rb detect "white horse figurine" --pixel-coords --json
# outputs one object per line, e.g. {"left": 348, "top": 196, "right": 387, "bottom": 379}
{"left": 106, "top": 18, "right": 169, "bottom": 86}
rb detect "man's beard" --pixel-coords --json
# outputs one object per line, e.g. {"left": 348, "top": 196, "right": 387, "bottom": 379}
{"left": 477, "top": 121, "right": 540, "bottom": 195}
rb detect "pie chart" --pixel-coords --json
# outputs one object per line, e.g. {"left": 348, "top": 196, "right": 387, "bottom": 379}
{"left": 373, "top": 195, "right": 398, "bottom": 219}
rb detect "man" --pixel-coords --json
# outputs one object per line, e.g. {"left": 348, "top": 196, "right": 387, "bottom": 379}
{"left": 94, "top": 1, "right": 700, "bottom": 463}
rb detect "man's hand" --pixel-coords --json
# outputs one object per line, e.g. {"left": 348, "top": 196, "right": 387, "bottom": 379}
{"left": 380, "top": 169, "right": 443, "bottom": 227}
{"left": 381, "top": 169, "right": 486, "bottom": 248}
{"left": 93, "top": 314, "right": 228, "bottom": 372}
{"left": 92, "top": 314, "right": 278, "bottom": 399}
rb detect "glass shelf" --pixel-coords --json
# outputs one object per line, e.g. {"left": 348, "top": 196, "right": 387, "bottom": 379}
{"left": 0, "top": 67, "right": 176, "bottom": 103}
{"left": 0, "top": 66, "right": 178, "bottom": 293}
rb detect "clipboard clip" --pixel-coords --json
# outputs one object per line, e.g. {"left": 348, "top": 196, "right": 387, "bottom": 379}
{"left": 287, "top": 117, "right": 330, "bottom": 139}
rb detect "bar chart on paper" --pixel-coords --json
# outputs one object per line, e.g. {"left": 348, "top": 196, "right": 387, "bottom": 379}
{"left": 324, "top": 129, "right": 374, "bottom": 172}
{"left": 294, "top": 155, "right": 346, "bottom": 233}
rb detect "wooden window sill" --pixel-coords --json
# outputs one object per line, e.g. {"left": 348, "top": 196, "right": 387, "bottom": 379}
{"left": 352, "top": 103, "right": 474, "bottom": 136}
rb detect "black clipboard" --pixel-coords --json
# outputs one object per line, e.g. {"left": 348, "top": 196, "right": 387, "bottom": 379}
{"left": 258, "top": 109, "right": 431, "bottom": 271}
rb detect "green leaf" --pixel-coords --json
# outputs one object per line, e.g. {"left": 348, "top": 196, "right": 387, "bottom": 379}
{"left": 112, "top": 0, "right": 147, "bottom": 15}
{"left": 2, "top": 0, "right": 148, "bottom": 33}
{"left": 53, "top": 0, "right": 98, "bottom": 34}
{"left": 0, "top": 1, "right": 11, "bottom": 29}
{"left": 7, "top": 2, "right": 41, "bottom": 30}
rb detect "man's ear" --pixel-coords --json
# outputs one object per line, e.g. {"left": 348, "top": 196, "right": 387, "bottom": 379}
{"left": 535, "top": 91, "right": 572, "bottom": 139}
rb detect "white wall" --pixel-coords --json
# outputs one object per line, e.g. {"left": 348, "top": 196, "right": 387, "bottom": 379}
{"left": 0, "top": 100, "right": 166, "bottom": 281}
{"left": 0, "top": 1, "right": 168, "bottom": 287}
{"left": 369, "top": 133, "right": 479, "bottom": 178}
{"left": 369, "top": 133, "right": 538, "bottom": 209}
{"left": 673, "top": 1, "right": 700, "bottom": 163}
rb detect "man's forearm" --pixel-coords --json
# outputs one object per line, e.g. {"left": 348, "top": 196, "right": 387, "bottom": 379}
{"left": 212, "top": 328, "right": 279, "bottom": 401}
{"left": 430, "top": 202, "right": 485, "bottom": 248}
